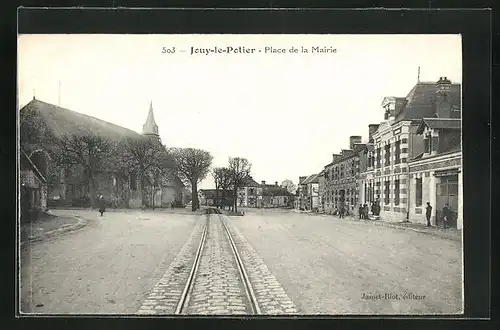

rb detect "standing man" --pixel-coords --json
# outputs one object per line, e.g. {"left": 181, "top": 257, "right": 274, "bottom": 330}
{"left": 425, "top": 202, "right": 433, "bottom": 227}
{"left": 358, "top": 204, "right": 363, "bottom": 219}
{"left": 442, "top": 204, "right": 450, "bottom": 229}
{"left": 98, "top": 195, "right": 106, "bottom": 217}
{"left": 170, "top": 200, "right": 175, "bottom": 211}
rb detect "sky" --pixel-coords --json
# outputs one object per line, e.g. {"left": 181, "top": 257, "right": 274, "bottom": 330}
{"left": 18, "top": 34, "right": 462, "bottom": 190}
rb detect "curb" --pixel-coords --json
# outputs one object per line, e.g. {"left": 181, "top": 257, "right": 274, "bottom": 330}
{"left": 369, "top": 220, "right": 461, "bottom": 242}
{"left": 309, "top": 212, "right": 461, "bottom": 242}
{"left": 20, "top": 216, "right": 88, "bottom": 249}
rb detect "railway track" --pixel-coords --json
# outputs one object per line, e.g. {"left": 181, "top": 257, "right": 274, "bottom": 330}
{"left": 174, "top": 208, "right": 261, "bottom": 315}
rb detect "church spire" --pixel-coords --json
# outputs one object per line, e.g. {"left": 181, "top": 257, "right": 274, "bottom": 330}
{"left": 142, "top": 101, "right": 159, "bottom": 138}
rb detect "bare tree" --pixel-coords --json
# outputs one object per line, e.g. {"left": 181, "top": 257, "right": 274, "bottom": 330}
{"left": 170, "top": 148, "right": 213, "bottom": 211}
{"left": 212, "top": 167, "right": 232, "bottom": 209}
{"left": 117, "top": 137, "right": 174, "bottom": 208}
{"left": 228, "top": 157, "right": 251, "bottom": 213}
{"left": 281, "top": 179, "right": 297, "bottom": 195}
{"left": 51, "top": 134, "right": 114, "bottom": 207}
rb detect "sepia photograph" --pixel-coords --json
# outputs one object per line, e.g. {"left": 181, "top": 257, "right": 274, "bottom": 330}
{"left": 18, "top": 34, "right": 463, "bottom": 316}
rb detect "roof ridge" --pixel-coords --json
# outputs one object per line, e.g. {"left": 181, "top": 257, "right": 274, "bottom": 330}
{"left": 28, "top": 99, "right": 141, "bottom": 137}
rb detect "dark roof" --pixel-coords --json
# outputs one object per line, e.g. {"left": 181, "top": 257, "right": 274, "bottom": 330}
{"left": 199, "top": 189, "right": 218, "bottom": 199}
{"left": 21, "top": 99, "right": 141, "bottom": 142}
{"left": 21, "top": 149, "right": 47, "bottom": 183}
{"left": 263, "top": 187, "right": 288, "bottom": 196}
{"left": 394, "top": 82, "right": 461, "bottom": 123}
{"left": 243, "top": 176, "right": 261, "bottom": 187}
{"left": 301, "top": 174, "right": 319, "bottom": 184}
{"left": 415, "top": 118, "right": 461, "bottom": 134}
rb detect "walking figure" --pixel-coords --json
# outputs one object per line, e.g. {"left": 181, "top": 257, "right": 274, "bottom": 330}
{"left": 339, "top": 204, "right": 344, "bottom": 219}
{"left": 170, "top": 200, "right": 175, "bottom": 211}
{"left": 425, "top": 202, "right": 432, "bottom": 227}
{"left": 98, "top": 195, "right": 106, "bottom": 217}
{"left": 358, "top": 204, "right": 363, "bottom": 219}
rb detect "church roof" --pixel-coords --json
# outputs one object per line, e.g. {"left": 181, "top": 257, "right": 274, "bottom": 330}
{"left": 142, "top": 101, "right": 159, "bottom": 136}
{"left": 21, "top": 99, "right": 140, "bottom": 141}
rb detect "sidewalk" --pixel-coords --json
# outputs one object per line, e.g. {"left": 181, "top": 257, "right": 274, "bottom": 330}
{"left": 314, "top": 212, "right": 462, "bottom": 242}
{"left": 20, "top": 212, "right": 88, "bottom": 247}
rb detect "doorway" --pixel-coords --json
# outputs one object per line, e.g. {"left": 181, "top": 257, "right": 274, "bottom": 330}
{"left": 435, "top": 175, "right": 459, "bottom": 228}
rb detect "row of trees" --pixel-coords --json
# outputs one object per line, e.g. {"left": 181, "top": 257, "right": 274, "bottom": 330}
{"left": 211, "top": 157, "right": 252, "bottom": 213}
{"left": 21, "top": 106, "right": 296, "bottom": 213}
{"left": 20, "top": 106, "right": 214, "bottom": 211}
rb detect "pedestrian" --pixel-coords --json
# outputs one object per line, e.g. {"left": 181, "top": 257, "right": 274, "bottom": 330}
{"left": 170, "top": 200, "right": 174, "bottom": 211}
{"left": 339, "top": 204, "right": 344, "bottom": 219}
{"left": 442, "top": 204, "right": 450, "bottom": 229}
{"left": 358, "top": 204, "right": 363, "bottom": 219}
{"left": 363, "top": 204, "right": 368, "bottom": 219}
{"left": 425, "top": 202, "right": 432, "bottom": 227}
{"left": 98, "top": 195, "right": 106, "bottom": 217}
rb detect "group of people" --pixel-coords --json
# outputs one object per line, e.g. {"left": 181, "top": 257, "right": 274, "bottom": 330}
{"left": 357, "top": 200, "right": 381, "bottom": 220}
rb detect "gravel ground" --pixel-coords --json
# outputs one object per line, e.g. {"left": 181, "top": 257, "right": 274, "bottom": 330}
{"left": 20, "top": 209, "right": 201, "bottom": 314}
{"left": 229, "top": 208, "right": 463, "bottom": 315}
{"left": 20, "top": 214, "right": 79, "bottom": 242}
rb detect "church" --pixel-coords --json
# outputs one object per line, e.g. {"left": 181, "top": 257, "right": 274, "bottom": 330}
{"left": 19, "top": 98, "right": 187, "bottom": 211}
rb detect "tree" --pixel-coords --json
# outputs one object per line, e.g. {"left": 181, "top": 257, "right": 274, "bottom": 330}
{"left": 117, "top": 137, "right": 174, "bottom": 208}
{"left": 228, "top": 157, "right": 252, "bottom": 213}
{"left": 212, "top": 167, "right": 232, "bottom": 209}
{"left": 169, "top": 148, "right": 213, "bottom": 211}
{"left": 19, "top": 105, "right": 56, "bottom": 153}
{"left": 281, "top": 179, "right": 297, "bottom": 195}
{"left": 51, "top": 133, "right": 114, "bottom": 208}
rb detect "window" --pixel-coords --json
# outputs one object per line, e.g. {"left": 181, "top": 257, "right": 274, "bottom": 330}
{"left": 384, "top": 180, "right": 390, "bottom": 205}
{"left": 415, "top": 178, "right": 422, "bottom": 207}
{"left": 384, "top": 144, "right": 391, "bottom": 166}
{"left": 395, "top": 140, "right": 401, "bottom": 164}
{"left": 394, "top": 179, "right": 400, "bottom": 205}
{"left": 376, "top": 148, "right": 381, "bottom": 168}
{"left": 425, "top": 133, "right": 433, "bottom": 153}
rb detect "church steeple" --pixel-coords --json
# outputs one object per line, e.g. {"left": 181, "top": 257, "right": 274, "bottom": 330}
{"left": 142, "top": 101, "right": 160, "bottom": 139}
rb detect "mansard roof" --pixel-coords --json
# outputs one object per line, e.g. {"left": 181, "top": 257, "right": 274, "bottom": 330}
{"left": 394, "top": 82, "right": 461, "bottom": 123}
{"left": 415, "top": 118, "right": 461, "bottom": 134}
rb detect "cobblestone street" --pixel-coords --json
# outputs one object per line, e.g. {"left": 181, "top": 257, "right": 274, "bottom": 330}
{"left": 20, "top": 208, "right": 462, "bottom": 315}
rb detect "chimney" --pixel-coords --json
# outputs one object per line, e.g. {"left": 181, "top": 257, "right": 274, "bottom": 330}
{"left": 275, "top": 181, "right": 278, "bottom": 186}
{"left": 332, "top": 153, "right": 342, "bottom": 163}
{"left": 435, "top": 76, "right": 452, "bottom": 118}
{"left": 261, "top": 180, "right": 266, "bottom": 185}
{"left": 349, "top": 136, "right": 362, "bottom": 149}
{"left": 368, "top": 124, "right": 379, "bottom": 143}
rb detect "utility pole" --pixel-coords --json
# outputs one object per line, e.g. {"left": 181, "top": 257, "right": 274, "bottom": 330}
{"left": 417, "top": 66, "right": 421, "bottom": 83}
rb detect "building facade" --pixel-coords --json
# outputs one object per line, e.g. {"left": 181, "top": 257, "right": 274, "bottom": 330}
{"left": 407, "top": 117, "right": 462, "bottom": 229}
{"left": 237, "top": 177, "right": 263, "bottom": 208}
{"left": 20, "top": 149, "right": 49, "bottom": 222}
{"left": 359, "top": 77, "right": 461, "bottom": 223}
{"left": 323, "top": 136, "right": 365, "bottom": 215}
{"left": 299, "top": 174, "right": 320, "bottom": 211}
